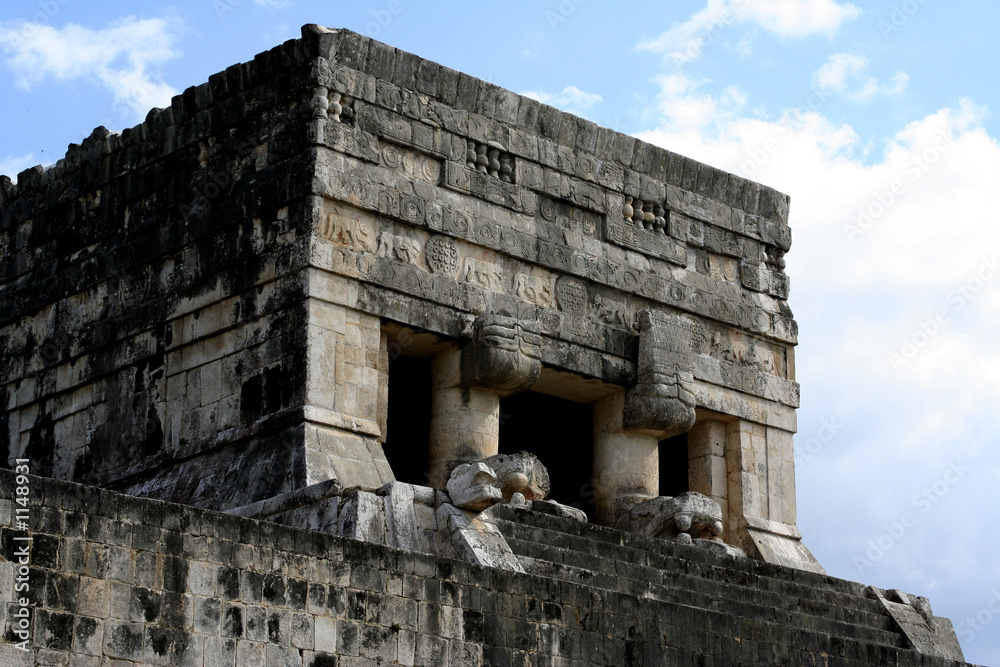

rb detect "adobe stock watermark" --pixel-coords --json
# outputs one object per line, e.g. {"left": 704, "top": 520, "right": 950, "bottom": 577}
{"left": 955, "top": 589, "right": 1000, "bottom": 644}
{"left": 362, "top": 0, "right": 412, "bottom": 38}
{"left": 1, "top": 0, "right": 73, "bottom": 49}
{"left": 794, "top": 416, "right": 843, "bottom": 468}
{"left": 11, "top": 459, "right": 33, "bottom": 652}
{"left": 889, "top": 255, "right": 1000, "bottom": 369}
{"left": 844, "top": 130, "right": 952, "bottom": 242}
{"left": 854, "top": 458, "right": 969, "bottom": 575}
{"left": 878, "top": 0, "right": 932, "bottom": 39}
{"left": 544, "top": 0, "right": 588, "bottom": 30}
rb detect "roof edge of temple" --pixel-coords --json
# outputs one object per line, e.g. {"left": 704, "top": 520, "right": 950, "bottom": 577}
{"left": 1, "top": 23, "right": 789, "bottom": 233}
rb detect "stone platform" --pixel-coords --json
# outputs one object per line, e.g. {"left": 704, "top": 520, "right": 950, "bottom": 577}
{"left": 0, "top": 469, "right": 973, "bottom": 665}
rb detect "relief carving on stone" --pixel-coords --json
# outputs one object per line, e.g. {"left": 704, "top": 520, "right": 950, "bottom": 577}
{"left": 460, "top": 312, "right": 542, "bottom": 395}
{"left": 318, "top": 212, "right": 376, "bottom": 252}
{"left": 593, "top": 294, "right": 634, "bottom": 331}
{"left": 554, "top": 276, "right": 588, "bottom": 315}
{"left": 537, "top": 196, "right": 600, "bottom": 237}
{"left": 690, "top": 322, "right": 783, "bottom": 377}
{"left": 376, "top": 230, "right": 424, "bottom": 268}
{"left": 512, "top": 273, "right": 554, "bottom": 308}
{"left": 462, "top": 257, "right": 503, "bottom": 292}
{"left": 380, "top": 141, "right": 441, "bottom": 184}
{"left": 425, "top": 235, "right": 460, "bottom": 276}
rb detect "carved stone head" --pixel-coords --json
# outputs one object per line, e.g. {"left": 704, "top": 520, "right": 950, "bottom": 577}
{"left": 446, "top": 462, "right": 502, "bottom": 511}
{"left": 460, "top": 311, "right": 542, "bottom": 395}
{"left": 482, "top": 451, "right": 551, "bottom": 501}
{"left": 616, "top": 492, "right": 725, "bottom": 545}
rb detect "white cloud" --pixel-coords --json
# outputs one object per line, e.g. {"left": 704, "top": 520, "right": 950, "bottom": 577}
{"left": 739, "top": 0, "right": 863, "bottom": 36}
{"left": 253, "top": 0, "right": 290, "bottom": 8}
{"left": 636, "top": 73, "right": 1000, "bottom": 654}
{"left": 520, "top": 85, "right": 602, "bottom": 115}
{"left": 814, "top": 52, "right": 909, "bottom": 102}
{"left": 0, "top": 16, "right": 181, "bottom": 120}
{"left": 0, "top": 153, "right": 37, "bottom": 178}
{"left": 639, "top": 0, "right": 862, "bottom": 64}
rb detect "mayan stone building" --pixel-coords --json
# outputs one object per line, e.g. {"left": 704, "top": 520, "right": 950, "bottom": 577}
{"left": 0, "top": 25, "right": 971, "bottom": 666}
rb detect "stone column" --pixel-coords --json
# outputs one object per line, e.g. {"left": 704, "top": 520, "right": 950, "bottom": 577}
{"left": 428, "top": 346, "right": 501, "bottom": 488}
{"left": 725, "top": 419, "right": 768, "bottom": 535}
{"left": 427, "top": 312, "right": 541, "bottom": 488}
{"left": 593, "top": 391, "right": 660, "bottom": 526}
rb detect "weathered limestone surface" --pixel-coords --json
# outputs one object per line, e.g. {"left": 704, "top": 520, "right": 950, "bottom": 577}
{"left": 592, "top": 391, "right": 659, "bottom": 526}
{"left": 427, "top": 346, "right": 500, "bottom": 488}
{"left": 867, "top": 587, "right": 967, "bottom": 662}
{"left": 0, "top": 469, "right": 973, "bottom": 666}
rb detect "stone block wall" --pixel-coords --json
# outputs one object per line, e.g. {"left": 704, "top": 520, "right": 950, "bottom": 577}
{"left": 0, "top": 37, "right": 322, "bottom": 509}
{"left": 0, "top": 469, "right": 973, "bottom": 666}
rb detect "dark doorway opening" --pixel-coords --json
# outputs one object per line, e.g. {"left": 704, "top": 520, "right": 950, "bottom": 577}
{"left": 498, "top": 390, "right": 595, "bottom": 521}
{"left": 659, "top": 433, "right": 689, "bottom": 497}
{"left": 383, "top": 355, "right": 431, "bottom": 485}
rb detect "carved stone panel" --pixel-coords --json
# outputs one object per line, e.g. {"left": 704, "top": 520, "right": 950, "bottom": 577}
{"left": 555, "top": 276, "right": 588, "bottom": 314}
{"left": 606, "top": 214, "right": 686, "bottom": 266}
{"left": 380, "top": 140, "right": 441, "bottom": 184}
{"left": 512, "top": 273, "right": 554, "bottom": 308}
{"left": 426, "top": 235, "right": 460, "bottom": 276}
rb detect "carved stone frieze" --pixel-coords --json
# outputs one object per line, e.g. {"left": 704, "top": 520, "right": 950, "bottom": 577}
{"left": 512, "top": 273, "right": 554, "bottom": 308}
{"left": 376, "top": 230, "right": 424, "bottom": 268}
{"left": 593, "top": 293, "right": 635, "bottom": 331}
{"left": 380, "top": 140, "right": 441, "bottom": 184}
{"left": 606, "top": 214, "right": 686, "bottom": 266}
{"left": 462, "top": 257, "right": 503, "bottom": 292}
{"left": 536, "top": 195, "right": 600, "bottom": 237}
{"left": 320, "top": 155, "right": 796, "bottom": 345}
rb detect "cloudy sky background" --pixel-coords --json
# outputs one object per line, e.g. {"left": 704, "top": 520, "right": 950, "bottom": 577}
{"left": 2, "top": 1, "right": 998, "bottom": 663}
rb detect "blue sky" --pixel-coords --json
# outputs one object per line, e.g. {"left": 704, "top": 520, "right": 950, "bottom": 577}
{"left": 2, "top": 1, "right": 999, "bottom": 663}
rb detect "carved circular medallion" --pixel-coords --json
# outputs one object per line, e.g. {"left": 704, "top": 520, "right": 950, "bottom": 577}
{"left": 402, "top": 197, "right": 425, "bottom": 224}
{"left": 381, "top": 143, "right": 402, "bottom": 170}
{"left": 577, "top": 155, "right": 596, "bottom": 176}
{"left": 426, "top": 206, "right": 443, "bottom": 228}
{"left": 426, "top": 235, "right": 459, "bottom": 276}
{"left": 555, "top": 276, "right": 588, "bottom": 314}
{"left": 540, "top": 198, "right": 558, "bottom": 221}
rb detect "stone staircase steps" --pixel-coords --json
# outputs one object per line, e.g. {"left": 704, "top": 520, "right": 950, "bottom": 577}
{"left": 492, "top": 506, "right": 883, "bottom": 612}
{"left": 489, "top": 507, "right": 909, "bottom": 651}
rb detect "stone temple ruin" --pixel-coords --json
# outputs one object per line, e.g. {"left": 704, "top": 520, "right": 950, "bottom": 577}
{"left": 0, "top": 25, "right": 972, "bottom": 665}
